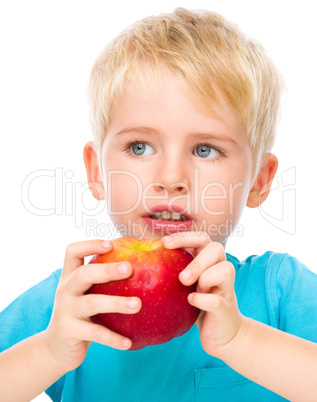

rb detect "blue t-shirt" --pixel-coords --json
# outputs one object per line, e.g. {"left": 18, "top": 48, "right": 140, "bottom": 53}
{"left": 1, "top": 252, "right": 317, "bottom": 401}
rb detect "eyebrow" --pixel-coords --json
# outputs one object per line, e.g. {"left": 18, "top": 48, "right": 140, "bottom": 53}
{"left": 115, "top": 126, "right": 238, "bottom": 145}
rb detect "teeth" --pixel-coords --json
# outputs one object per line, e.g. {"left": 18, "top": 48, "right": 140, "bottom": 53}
{"left": 151, "top": 210, "right": 188, "bottom": 222}
{"left": 171, "top": 212, "right": 181, "bottom": 220}
{"left": 162, "top": 211, "right": 171, "bottom": 220}
{"left": 153, "top": 212, "right": 162, "bottom": 219}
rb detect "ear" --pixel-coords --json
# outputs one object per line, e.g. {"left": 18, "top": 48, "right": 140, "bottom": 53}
{"left": 83, "top": 141, "right": 105, "bottom": 200}
{"left": 247, "top": 153, "right": 278, "bottom": 208}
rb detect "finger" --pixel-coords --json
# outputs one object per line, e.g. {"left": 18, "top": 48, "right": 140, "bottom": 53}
{"left": 178, "top": 242, "right": 226, "bottom": 286}
{"left": 76, "top": 294, "right": 142, "bottom": 318}
{"left": 196, "top": 261, "right": 236, "bottom": 300}
{"left": 64, "top": 261, "right": 132, "bottom": 295}
{"left": 74, "top": 319, "right": 133, "bottom": 350}
{"left": 62, "top": 240, "right": 113, "bottom": 280}
{"left": 161, "top": 231, "right": 211, "bottom": 255}
{"left": 188, "top": 292, "right": 228, "bottom": 317}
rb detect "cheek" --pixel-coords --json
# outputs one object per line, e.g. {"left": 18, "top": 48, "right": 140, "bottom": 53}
{"left": 228, "top": 181, "right": 250, "bottom": 220}
{"left": 104, "top": 170, "right": 143, "bottom": 214}
{"left": 198, "top": 182, "right": 229, "bottom": 216}
{"left": 196, "top": 178, "right": 250, "bottom": 242}
{"left": 197, "top": 172, "right": 250, "bottom": 220}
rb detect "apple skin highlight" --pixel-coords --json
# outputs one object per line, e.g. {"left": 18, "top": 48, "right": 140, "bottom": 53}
{"left": 87, "top": 237, "right": 200, "bottom": 350}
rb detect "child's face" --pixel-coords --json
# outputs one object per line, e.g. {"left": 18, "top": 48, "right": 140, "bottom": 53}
{"left": 91, "top": 69, "right": 256, "bottom": 244}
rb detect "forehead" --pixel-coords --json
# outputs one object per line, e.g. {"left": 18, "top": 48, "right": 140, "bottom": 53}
{"left": 109, "top": 66, "right": 246, "bottom": 141}
{"left": 118, "top": 63, "right": 223, "bottom": 115}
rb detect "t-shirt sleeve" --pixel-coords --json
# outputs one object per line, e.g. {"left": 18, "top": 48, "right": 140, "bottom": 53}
{"left": 273, "top": 254, "right": 317, "bottom": 343}
{"left": 0, "top": 269, "right": 64, "bottom": 400}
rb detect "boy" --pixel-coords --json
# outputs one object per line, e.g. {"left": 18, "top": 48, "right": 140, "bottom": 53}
{"left": 1, "top": 7, "right": 317, "bottom": 401}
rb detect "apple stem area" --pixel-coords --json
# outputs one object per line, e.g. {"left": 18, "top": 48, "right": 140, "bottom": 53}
{"left": 118, "top": 238, "right": 162, "bottom": 252}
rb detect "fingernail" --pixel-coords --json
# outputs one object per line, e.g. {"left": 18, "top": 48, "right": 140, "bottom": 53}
{"left": 162, "top": 236, "right": 173, "bottom": 246}
{"left": 122, "top": 338, "right": 132, "bottom": 349}
{"left": 126, "top": 298, "right": 139, "bottom": 309}
{"left": 188, "top": 293, "right": 194, "bottom": 302}
{"left": 117, "top": 262, "right": 130, "bottom": 275}
{"left": 101, "top": 240, "right": 111, "bottom": 248}
{"left": 180, "top": 270, "right": 193, "bottom": 282}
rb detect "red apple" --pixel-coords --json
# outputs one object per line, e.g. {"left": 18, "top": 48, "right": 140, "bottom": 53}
{"left": 87, "top": 237, "right": 200, "bottom": 350}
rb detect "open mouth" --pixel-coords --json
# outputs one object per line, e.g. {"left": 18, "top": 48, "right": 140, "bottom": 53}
{"left": 144, "top": 205, "right": 193, "bottom": 233}
{"left": 150, "top": 210, "right": 189, "bottom": 222}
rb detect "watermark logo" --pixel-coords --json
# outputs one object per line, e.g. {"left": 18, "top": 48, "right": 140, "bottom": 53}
{"left": 258, "top": 167, "right": 296, "bottom": 234}
{"left": 21, "top": 167, "right": 106, "bottom": 227}
{"left": 85, "top": 218, "right": 244, "bottom": 239}
{"left": 20, "top": 166, "right": 296, "bottom": 237}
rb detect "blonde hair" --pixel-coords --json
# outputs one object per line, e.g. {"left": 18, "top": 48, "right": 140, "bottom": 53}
{"left": 88, "top": 8, "right": 284, "bottom": 172}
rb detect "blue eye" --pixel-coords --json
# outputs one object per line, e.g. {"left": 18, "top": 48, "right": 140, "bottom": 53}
{"left": 194, "top": 145, "right": 220, "bottom": 159}
{"left": 131, "top": 142, "right": 155, "bottom": 156}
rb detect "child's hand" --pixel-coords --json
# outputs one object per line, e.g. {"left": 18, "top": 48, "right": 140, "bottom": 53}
{"left": 162, "top": 232, "right": 246, "bottom": 360}
{"left": 44, "top": 240, "right": 141, "bottom": 372}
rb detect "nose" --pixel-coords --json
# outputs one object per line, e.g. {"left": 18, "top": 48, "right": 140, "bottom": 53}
{"left": 152, "top": 154, "right": 190, "bottom": 194}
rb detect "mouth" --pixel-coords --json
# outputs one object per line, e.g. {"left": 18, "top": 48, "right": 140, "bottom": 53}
{"left": 150, "top": 210, "right": 189, "bottom": 222}
{"left": 143, "top": 205, "right": 193, "bottom": 234}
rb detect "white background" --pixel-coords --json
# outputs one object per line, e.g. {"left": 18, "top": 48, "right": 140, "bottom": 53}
{"left": 0, "top": 0, "right": 316, "bottom": 400}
